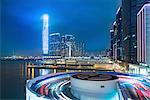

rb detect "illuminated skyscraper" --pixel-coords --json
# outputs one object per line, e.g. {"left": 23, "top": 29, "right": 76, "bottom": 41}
{"left": 49, "top": 33, "right": 61, "bottom": 56}
{"left": 137, "top": 3, "right": 150, "bottom": 65}
{"left": 60, "top": 35, "right": 76, "bottom": 57}
{"left": 75, "top": 42, "right": 85, "bottom": 57}
{"left": 42, "top": 14, "right": 49, "bottom": 55}
{"left": 64, "top": 35, "right": 75, "bottom": 57}
{"left": 110, "top": 7, "right": 123, "bottom": 61}
{"left": 122, "top": 0, "right": 150, "bottom": 63}
{"left": 110, "top": 21, "right": 117, "bottom": 60}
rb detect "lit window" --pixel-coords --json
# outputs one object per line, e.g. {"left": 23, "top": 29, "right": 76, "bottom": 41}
{"left": 134, "top": 46, "right": 137, "bottom": 48}
{"left": 132, "top": 34, "right": 135, "bottom": 37}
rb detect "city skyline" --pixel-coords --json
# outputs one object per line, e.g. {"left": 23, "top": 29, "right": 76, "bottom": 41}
{"left": 1, "top": 0, "right": 121, "bottom": 56}
{"left": 1, "top": 1, "right": 150, "bottom": 100}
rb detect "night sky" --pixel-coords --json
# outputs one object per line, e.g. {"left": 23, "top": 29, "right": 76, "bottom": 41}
{"left": 1, "top": 0, "right": 121, "bottom": 56}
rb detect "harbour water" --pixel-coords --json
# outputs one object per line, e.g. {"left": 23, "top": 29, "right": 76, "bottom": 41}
{"left": 1, "top": 60, "right": 150, "bottom": 100}
{"left": 1, "top": 60, "right": 26, "bottom": 100}
{"left": 1, "top": 60, "right": 92, "bottom": 100}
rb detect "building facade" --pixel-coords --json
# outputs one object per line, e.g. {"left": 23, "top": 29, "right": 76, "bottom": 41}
{"left": 137, "top": 3, "right": 150, "bottom": 65}
{"left": 75, "top": 42, "right": 85, "bottom": 57}
{"left": 61, "top": 35, "right": 78, "bottom": 57}
{"left": 49, "top": 33, "right": 61, "bottom": 56}
{"left": 42, "top": 14, "right": 49, "bottom": 55}
{"left": 116, "top": 7, "right": 123, "bottom": 61}
{"left": 111, "top": 21, "right": 118, "bottom": 60}
{"left": 122, "top": 0, "right": 150, "bottom": 63}
{"left": 48, "top": 33, "right": 85, "bottom": 57}
{"left": 110, "top": 7, "right": 123, "bottom": 61}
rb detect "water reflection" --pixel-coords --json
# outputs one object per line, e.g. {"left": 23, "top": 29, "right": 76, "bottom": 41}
{"left": 27, "top": 68, "right": 72, "bottom": 79}
{"left": 2, "top": 60, "right": 149, "bottom": 100}
{"left": 1, "top": 60, "right": 27, "bottom": 99}
{"left": 39, "top": 69, "right": 50, "bottom": 76}
{"left": 26, "top": 65, "right": 95, "bottom": 80}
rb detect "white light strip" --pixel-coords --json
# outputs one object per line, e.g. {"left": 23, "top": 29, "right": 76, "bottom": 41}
{"left": 42, "top": 14, "right": 49, "bottom": 54}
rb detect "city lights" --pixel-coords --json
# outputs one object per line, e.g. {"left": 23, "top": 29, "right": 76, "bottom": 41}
{"left": 1, "top": 0, "right": 150, "bottom": 100}
{"left": 43, "top": 14, "right": 49, "bottom": 20}
{"left": 42, "top": 14, "right": 49, "bottom": 54}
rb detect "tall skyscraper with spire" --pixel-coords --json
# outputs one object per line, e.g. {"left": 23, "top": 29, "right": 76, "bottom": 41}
{"left": 42, "top": 14, "right": 49, "bottom": 55}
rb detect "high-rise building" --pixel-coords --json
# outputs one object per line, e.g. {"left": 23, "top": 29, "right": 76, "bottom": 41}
{"left": 48, "top": 33, "right": 84, "bottom": 57}
{"left": 116, "top": 7, "right": 123, "bottom": 61}
{"left": 60, "top": 35, "right": 66, "bottom": 57}
{"left": 110, "top": 7, "right": 123, "bottom": 61}
{"left": 122, "top": 0, "right": 136, "bottom": 63}
{"left": 110, "top": 29, "right": 114, "bottom": 59}
{"left": 61, "top": 35, "right": 76, "bottom": 57}
{"left": 75, "top": 42, "right": 85, "bottom": 57}
{"left": 49, "top": 33, "right": 61, "bottom": 56}
{"left": 137, "top": 3, "right": 150, "bottom": 65}
{"left": 110, "top": 21, "right": 118, "bottom": 60}
{"left": 122, "top": 0, "right": 150, "bottom": 63}
{"left": 42, "top": 14, "right": 49, "bottom": 55}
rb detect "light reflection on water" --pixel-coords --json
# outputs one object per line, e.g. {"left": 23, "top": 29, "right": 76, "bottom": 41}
{"left": 2, "top": 60, "right": 150, "bottom": 100}
{"left": 2, "top": 60, "right": 83, "bottom": 99}
{"left": 1, "top": 60, "right": 27, "bottom": 99}
{"left": 27, "top": 67, "right": 85, "bottom": 79}
{"left": 26, "top": 62, "right": 95, "bottom": 80}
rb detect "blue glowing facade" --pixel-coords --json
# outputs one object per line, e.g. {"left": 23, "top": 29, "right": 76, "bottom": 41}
{"left": 49, "top": 33, "right": 61, "bottom": 56}
{"left": 61, "top": 35, "right": 75, "bottom": 57}
{"left": 42, "top": 14, "right": 49, "bottom": 55}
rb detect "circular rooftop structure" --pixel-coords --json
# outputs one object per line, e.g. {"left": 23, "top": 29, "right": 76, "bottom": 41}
{"left": 72, "top": 73, "right": 118, "bottom": 81}
{"left": 26, "top": 72, "right": 150, "bottom": 100}
{"left": 71, "top": 73, "right": 119, "bottom": 99}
